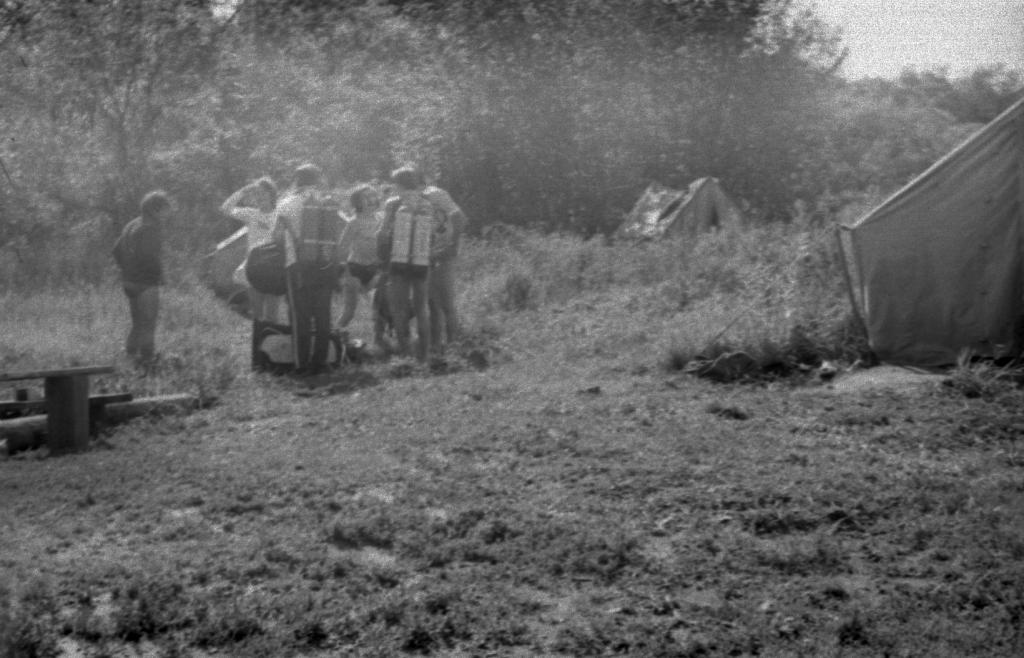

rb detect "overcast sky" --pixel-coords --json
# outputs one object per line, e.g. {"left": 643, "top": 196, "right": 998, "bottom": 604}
{"left": 798, "top": 0, "right": 1024, "bottom": 78}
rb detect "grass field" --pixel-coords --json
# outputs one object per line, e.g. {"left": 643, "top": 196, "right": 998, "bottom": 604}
{"left": 2, "top": 229, "right": 1023, "bottom": 656}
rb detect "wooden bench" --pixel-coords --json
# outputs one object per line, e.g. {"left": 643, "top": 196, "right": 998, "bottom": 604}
{"left": 0, "top": 366, "right": 115, "bottom": 454}
{"left": 0, "top": 392, "right": 132, "bottom": 416}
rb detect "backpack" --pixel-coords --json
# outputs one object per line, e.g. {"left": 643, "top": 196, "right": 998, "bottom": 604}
{"left": 245, "top": 241, "right": 287, "bottom": 295}
{"left": 384, "top": 194, "right": 437, "bottom": 267}
{"left": 294, "top": 193, "right": 343, "bottom": 267}
{"left": 251, "top": 320, "right": 346, "bottom": 374}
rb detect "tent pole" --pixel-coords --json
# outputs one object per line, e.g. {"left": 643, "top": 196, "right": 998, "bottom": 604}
{"left": 1016, "top": 107, "right": 1024, "bottom": 357}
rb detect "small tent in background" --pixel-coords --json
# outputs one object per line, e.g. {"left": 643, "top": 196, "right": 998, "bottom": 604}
{"left": 618, "top": 177, "right": 744, "bottom": 240}
{"left": 838, "top": 96, "right": 1024, "bottom": 367}
{"left": 199, "top": 227, "right": 249, "bottom": 314}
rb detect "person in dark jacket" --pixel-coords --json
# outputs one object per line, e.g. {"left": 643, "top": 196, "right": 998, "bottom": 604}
{"left": 112, "top": 190, "right": 171, "bottom": 366}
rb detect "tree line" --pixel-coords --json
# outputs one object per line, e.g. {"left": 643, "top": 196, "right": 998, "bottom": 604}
{"left": 0, "top": 0, "right": 1021, "bottom": 283}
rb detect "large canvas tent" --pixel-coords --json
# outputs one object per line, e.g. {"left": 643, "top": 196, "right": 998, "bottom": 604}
{"left": 618, "top": 177, "right": 743, "bottom": 240}
{"left": 838, "top": 96, "right": 1024, "bottom": 367}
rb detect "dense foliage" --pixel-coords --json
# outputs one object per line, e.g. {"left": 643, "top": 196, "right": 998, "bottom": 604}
{"left": 0, "top": 0, "right": 1021, "bottom": 285}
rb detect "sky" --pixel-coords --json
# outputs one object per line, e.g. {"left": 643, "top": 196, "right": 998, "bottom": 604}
{"left": 797, "top": 0, "right": 1024, "bottom": 79}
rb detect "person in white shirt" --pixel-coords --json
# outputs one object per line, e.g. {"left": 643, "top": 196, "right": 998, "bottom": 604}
{"left": 219, "top": 177, "right": 280, "bottom": 322}
{"left": 422, "top": 179, "right": 467, "bottom": 351}
{"left": 336, "top": 184, "right": 383, "bottom": 341}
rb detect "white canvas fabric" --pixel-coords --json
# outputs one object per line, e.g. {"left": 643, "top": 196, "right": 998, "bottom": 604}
{"left": 839, "top": 96, "right": 1024, "bottom": 366}
{"left": 201, "top": 227, "right": 248, "bottom": 299}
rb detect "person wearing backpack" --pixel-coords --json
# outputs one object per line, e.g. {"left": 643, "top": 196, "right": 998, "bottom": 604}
{"left": 112, "top": 190, "right": 172, "bottom": 367}
{"left": 219, "top": 177, "right": 280, "bottom": 322}
{"left": 377, "top": 166, "right": 442, "bottom": 361}
{"left": 272, "top": 164, "right": 344, "bottom": 375}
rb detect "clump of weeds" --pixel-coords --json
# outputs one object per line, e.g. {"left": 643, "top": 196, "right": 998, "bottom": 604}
{"left": 946, "top": 351, "right": 1024, "bottom": 400}
{"left": 0, "top": 576, "right": 61, "bottom": 658}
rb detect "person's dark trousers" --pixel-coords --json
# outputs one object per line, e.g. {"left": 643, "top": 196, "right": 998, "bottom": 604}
{"left": 286, "top": 264, "right": 335, "bottom": 373}
{"left": 124, "top": 282, "right": 159, "bottom": 365}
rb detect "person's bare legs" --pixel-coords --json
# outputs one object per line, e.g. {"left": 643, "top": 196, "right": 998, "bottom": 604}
{"left": 126, "top": 284, "right": 159, "bottom": 365}
{"left": 429, "top": 259, "right": 459, "bottom": 350}
{"left": 337, "top": 273, "right": 361, "bottom": 332}
{"left": 411, "top": 276, "right": 430, "bottom": 361}
{"left": 428, "top": 281, "right": 444, "bottom": 353}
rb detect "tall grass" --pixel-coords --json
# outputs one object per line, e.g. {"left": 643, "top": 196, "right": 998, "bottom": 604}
{"left": 0, "top": 219, "right": 864, "bottom": 403}
{"left": 458, "top": 221, "right": 865, "bottom": 371}
{"left": 0, "top": 275, "right": 250, "bottom": 401}
{"left": 0, "top": 216, "right": 117, "bottom": 289}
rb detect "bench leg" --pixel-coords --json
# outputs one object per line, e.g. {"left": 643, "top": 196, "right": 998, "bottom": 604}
{"left": 45, "top": 375, "right": 90, "bottom": 454}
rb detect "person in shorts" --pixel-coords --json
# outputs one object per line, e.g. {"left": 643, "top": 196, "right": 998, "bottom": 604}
{"left": 219, "top": 177, "right": 281, "bottom": 322}
{"left": 336, "top": 184, "right": 382, "bottom": 340}
{"left": 112, "top": 190, "right": 171, "bottom": 367}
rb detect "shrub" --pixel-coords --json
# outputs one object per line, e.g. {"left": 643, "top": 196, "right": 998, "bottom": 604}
{"left": 0, "top": 576, "right": 61, "bottom": 658}
{"left": 946, "top": 351, "right": 1024, "bottom": 400}
{"left": 501, "top": 271, "right": 534, "bottom": 311}
{"left": 657, "top": 223, "right": 865, "bottom": 372}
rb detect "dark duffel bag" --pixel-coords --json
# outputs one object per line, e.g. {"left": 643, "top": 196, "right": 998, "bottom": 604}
{"left": 252, "top": 320, "right": 367, "bottom": 373}
{"left": 245, "top": 242, "right": 287, "bottom": 295}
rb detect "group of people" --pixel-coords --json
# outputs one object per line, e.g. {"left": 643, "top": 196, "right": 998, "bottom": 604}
{"left": 112, "top": 163, "right": 467, "bottom": 374}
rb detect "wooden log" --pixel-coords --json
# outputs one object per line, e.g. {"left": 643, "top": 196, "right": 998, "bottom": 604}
{"left": 0, "top": 416, "right": 46, "bottom": 453}
{"left": 1, "top": 393, "right": 199, "bottom": 455}
{"left": 0, "top": 389, "right": 36, "bottom": 420}
{"left": 100, "top": 394, "right": 199, "bottom": 426}
{"left": 0, "top": 393, "right": 134, "bottom": 417}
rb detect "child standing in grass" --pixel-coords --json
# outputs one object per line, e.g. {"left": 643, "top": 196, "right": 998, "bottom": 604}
{"left": 219, "top": 177, "right": 280, "bottom": 322}
{"left": 336, "top": 184, "right": 382, "bottom": 342}
{"left": 377, "top": 167, "right": 437, "bottom": 361}
{"left": 112, "top": 190, "right": 171, "bottom": 367}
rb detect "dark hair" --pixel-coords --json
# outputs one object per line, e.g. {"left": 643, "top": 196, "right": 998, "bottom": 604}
{"left": 390, "top": 165, "right": 425, "bottom": 191}
{"left": 293, "top": 163, "right": 323, "bottom": 188}
{"left": 140, "top": 190, "right": 171, "bottom": 218}
{"left": 255, "top": 177, "right": 278, "bottom": 205}
{"left": 349, "top": 184, "right": 376, "bottom": 213}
